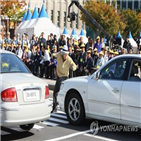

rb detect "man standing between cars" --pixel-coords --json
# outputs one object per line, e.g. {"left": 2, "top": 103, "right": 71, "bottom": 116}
{"left": 52, "top": 45, "right": 77, "bottom": 113}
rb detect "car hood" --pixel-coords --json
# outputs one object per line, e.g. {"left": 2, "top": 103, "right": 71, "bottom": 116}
{"left": 64, "top": 76, "right": 89, "bottom": 83}
{"left": 1, "top": 73, "right": 47, "bottom": 86}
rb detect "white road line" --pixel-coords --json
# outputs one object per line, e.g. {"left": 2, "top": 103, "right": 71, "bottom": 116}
{"left": 33, "top": 124, "right": 44, "bottom": 129}
{"left": 41, "top": 121, "right": 59, "bottom": 127}
{"left": 0, "top": 130, "right": 10, "bottom": 135}
{"left": 10, "top": 127, "right": 24, "bottom": 132}
{"left": 49, "top": 98, "right": 53, "bottom": 101}
{"left": 48, "top": 117, "right": 69, "bottom": 124}
{"left": 45, "top": 130, "right": 90, "bottom": 141}
{"left": 51, "top": 113, "right": 67, "bottom": 119}
{"left": 56, "top": 110, "right": 65, "bottom": 114}
{"left": 84, "top": 133, "right": 119, "bottom": 141}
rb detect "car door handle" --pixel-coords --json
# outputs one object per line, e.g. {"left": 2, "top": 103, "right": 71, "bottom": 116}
{"left": 112, "top": 88, "right": 119, "bottom": 93}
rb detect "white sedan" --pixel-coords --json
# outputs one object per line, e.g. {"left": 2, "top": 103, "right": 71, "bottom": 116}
{"left": 0, "top": 50, "right": 52, "bottom": 130}
{"left": 58, "top": 54, "right": 141, "bottom": 128}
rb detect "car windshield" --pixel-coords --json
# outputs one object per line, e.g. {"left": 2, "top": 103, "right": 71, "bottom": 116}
{"left": 0, "top": 53, "right": 30, "bottom": 74}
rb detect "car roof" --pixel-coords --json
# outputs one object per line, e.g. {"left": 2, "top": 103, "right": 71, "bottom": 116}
{"left": 0, "top": 49, "right": 15, "bottom": 55}
{"left": 114, "top": 54, "right": 141, "bottom": 60}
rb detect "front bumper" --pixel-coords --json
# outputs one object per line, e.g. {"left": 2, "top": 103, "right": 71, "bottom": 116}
{"left": 1, "top": 99, "right": 52, "bottom": 127}
{"left": 58, "top": 90, "right": 65, "bottom": 112}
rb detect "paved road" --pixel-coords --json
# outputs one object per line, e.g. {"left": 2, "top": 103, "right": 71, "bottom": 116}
{"left": 1, "top": 91, "right": 141, "bottom": 141}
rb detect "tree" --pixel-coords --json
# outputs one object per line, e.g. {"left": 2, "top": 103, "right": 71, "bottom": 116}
{"left": 138, "top": 12, "right": 141, "bottom": 33}
{"left": 120, "top": 9, "right": 141, "bottom": 38}
{"left": 0, "top": 0, "right": 27, "bottom": 30}
{"left": 81, "top": 0, "right": 125, "bottom": 37}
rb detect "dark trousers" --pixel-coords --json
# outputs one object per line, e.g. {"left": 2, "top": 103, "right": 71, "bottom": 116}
{"left": 53, "top": 76, "right": 68, "bottom": 110}
{"left": 40, "top": 61, "right": 50, "bottom": 78}
{"left": 49, "top": 64, "right": 56, "bottom": 79}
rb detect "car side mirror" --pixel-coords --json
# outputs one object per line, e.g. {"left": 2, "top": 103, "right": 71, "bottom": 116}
{"left": 95, "top": 71, "right": 100, "bottom": 80}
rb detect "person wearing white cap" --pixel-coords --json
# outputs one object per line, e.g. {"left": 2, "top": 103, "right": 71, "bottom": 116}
{"left": 52, "top": 45, "right": 77, "bottom": 113}
{"left": 94, "top": 51, "right": 105, "bottom": 71}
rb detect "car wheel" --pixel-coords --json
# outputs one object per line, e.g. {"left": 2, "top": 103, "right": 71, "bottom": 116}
{"left": 66, "top": 92, "right": 85, "bottom": 125}
{"left": 20, "top": 123, "right": 34, "bottom": 131}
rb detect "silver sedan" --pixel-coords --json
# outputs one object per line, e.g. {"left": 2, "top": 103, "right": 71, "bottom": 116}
{"left": 0, "top": 50, "right": 52, "bottom": 131}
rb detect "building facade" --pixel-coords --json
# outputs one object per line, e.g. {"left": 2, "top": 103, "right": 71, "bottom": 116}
{"left": 26, "top": 0, "right": 87, "bottom": 35}
{"left": 117, "top": 0, "right": 141, "bottom": 11}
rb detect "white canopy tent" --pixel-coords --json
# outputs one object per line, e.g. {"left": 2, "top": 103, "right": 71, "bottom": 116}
{"left": 26, "top": 3, "right": 60, "bottom": 39}
{"left": 25, "top": 6, "right": 38, "bottom": 34}
{"left": 62, "top": 27, "right": 70, "bottom": 39}
{"left": 128, "top": 31, "right": 138, "bottom": 53}
{"left": 19, "top": 6, "right": 32, "bottom": 38}
{"left": 71, "top": 27, "right": 78, "bottom": 40}
{"left": 116, "top": 31, "right": 124, "bottom": 48}
{"left": 128, "top": 31, "right": 137, "bottom": 47}
{"left": 15, "top": 10, "right": 27, "bottom": 36}
{"left": 79, "top": 28, "right": 88, "bottom": 44}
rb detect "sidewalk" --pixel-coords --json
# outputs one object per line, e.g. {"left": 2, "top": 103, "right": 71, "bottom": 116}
{"left": 42, "top": 78, "right": 56, "bottom": 90}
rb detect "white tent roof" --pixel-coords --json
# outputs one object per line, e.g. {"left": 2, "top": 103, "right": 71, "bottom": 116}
{"left": 128, "top": 31, "right": 137, "bottom": 47}
{"left": 15, "top": 10, "right": 27, "bottom": 35}
{"left": 62, "top": 27, "right": 70, "bottom": 38}
{"left": 19, "top": 6, "right": 32, "bottom": 37}
{"left": 79, "top": 28, "right": 88, "bottom": 44}
{"left": 116, "top": 31, "right": 124, "bottom": 48}
{"left": 25, "top": 6, "right": 38, "bottom": 29}
{"left": 26, "top": 3, "right": 60, "bottom": 39}
{"left": 71, "top": 28, "right": 78, "bottom": 40}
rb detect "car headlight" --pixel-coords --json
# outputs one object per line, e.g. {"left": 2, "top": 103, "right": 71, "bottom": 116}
{"left": 60, "top": 83, "right": 64, "bottom": 90}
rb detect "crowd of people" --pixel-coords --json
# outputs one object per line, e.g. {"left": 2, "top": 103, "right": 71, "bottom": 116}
{"left": 0, "top": 31, "right": 141, "bottom": 80}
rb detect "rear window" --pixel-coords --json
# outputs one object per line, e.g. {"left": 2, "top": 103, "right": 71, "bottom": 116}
{"left": 0, "top": 53, "right": 30, "bottom": 74}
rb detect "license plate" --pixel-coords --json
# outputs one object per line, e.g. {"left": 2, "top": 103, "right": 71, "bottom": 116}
{"left": 24, "top": 89, "right": 40, "bottom": 102}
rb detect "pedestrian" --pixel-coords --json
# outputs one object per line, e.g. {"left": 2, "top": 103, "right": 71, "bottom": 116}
{"left": 94, "top": 51, "right": 105, "bottom": 71}
{"left": 94, "top": 36, "right": 102, "bottom": 53}
{"left": 123, "top": 36, "right": 132, "bottom": 53}
{"left": 84, "top": 50, "right": 94, "bottom": 75}
{"left": 40, "top": 46, "right": 50, "bottom": 78}
{"left": 39, "top": 32, "right": 46, "bottom": 50}
{"left": 52, "top": 45, "right": 77, "bottom": 113}
{"left": 16, "top": 41, "right": 23, "bottom": 59}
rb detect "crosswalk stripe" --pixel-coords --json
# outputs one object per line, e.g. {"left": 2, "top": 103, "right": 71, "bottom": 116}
{"left": 41, "top": 121, "right": 59, "bottom": 127}
{"left": 56, "top": 110, "right": 65, "bottom": 114}
{"left": 0, "top": 130, "right": 10, "bottom": 135}
{"left": 49, "top": 98, "right": 53, "bottom": 101}
{"left": 51, "top": 113, "right": 67, "bottom": 120}
{"left": 10, "top": 127, "right": 24, "bottom": 132}
{"left": 33, "top": 124, "right": 44, "bottom": 129}
{"left": 48, "top": 117, "right": 69, "bottom": 124}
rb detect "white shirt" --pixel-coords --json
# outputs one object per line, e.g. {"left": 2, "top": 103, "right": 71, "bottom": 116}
{"left": 43, "top": 50, "right": 50, "bottom": 62}
{"left": 16, "top": 48, "right": 23, "bottom": 59}
{"left": 104, "top": 55, "right": 108, "bottom": 64}
{"left": 96, "top": 57, "right": 105, "bottom": 68}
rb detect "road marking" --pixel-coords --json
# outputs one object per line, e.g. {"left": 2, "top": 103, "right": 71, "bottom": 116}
{"left": 41, "top": 121, "right": 59, "bottom": 127}
{"left": 45, "top": 130, "right": 90, "bottom": 141}
{"left": 84, "top": 133, "right": 119, "bottom": 141}
{"left": 49, "top": 98, "right": 53, "bottom": 101}
{"left": 56, "top": 110, "right": 65, "bottom": 114}
{"left": 0, "top": 130, "right": 10, "bottom": 135}
{"left": 33, "top": 124, "right": 44, "bottom": 130}
{"left": 48, "top": 117, "right": 69, "bottom": 124}
{"left": 51, "top": 113, "right": 67, "bottom": 119}
{"left": 10, "top": 127, "right": 24, "bottom": 132}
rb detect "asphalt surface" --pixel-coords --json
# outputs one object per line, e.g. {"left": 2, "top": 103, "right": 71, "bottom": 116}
{"left": 1, "top": 90, "right": 141, "bottom": 141}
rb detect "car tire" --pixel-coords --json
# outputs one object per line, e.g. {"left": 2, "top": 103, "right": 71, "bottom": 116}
{"left": 66, "top": 92, "right": 85, "bottom": 125}
{"left": 20, "top": 123, "right": 34, "bottom": 131}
